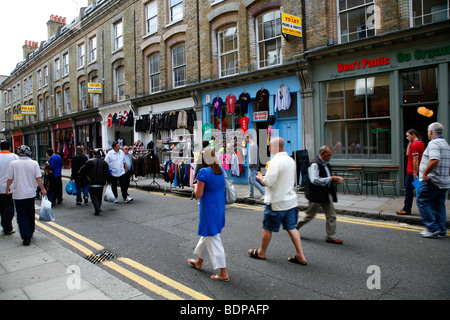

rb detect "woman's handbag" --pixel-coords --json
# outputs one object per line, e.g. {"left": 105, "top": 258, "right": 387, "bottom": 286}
{"left": 225, "top": 178, "right": 237, "bottom": 204}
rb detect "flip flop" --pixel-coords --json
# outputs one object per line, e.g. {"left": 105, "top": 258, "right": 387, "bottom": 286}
{"left": 288, "top": 256, "right": 307, "bottom": 266}
{"left": 248, "top": 249, "right": 266, "bottom": 260}
{"left": 211, "top": 274, "right": 229, "bottom": 282}
{"left": 187, "top": 259, "right": 202, "bottom": 271}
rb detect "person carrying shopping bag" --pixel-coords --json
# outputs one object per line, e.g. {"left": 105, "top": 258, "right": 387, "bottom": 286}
{"left": 188, "top": 147, "right": 229, "bottom": 282}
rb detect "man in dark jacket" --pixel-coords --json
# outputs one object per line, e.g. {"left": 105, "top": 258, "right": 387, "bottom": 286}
{"left": 296, "top": 146, "right": 345, "bottom": 244}
{"left": 71, "top": 146, "right": 89, "bottom": 205}
{"left": 78, "top": 149, "right": 111, "bottom": 215}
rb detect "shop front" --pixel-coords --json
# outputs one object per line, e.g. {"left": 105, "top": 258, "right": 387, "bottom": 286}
{"left": 53, "top": 120, "right": 74, "bottom": 168}
{"left": 22, "top": 129, "right": 37, "bottom": 160}
{"left": 201, "top": 76, "right": 303, "bottom": 184}
{"left": 311, "top": 41, "right": 450, "bottom": 194}
{"left": 99, "top": 102, "right": 134, "bottom": 152}
{"left": 75, "top": 115, "right": 102, "bottom": 156}
{"left": 11, "top": 130, "right": 23, "bottom": 153}
{"left": 36, "top": 125, "right": 51, "bottom": 165}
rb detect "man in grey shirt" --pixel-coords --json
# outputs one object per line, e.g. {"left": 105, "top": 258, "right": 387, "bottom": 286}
{"left": 417, "top": 122, "right": 450, "bottom": 238}
{"left": 245, "top": 134, "right": 265, "bottom": 199}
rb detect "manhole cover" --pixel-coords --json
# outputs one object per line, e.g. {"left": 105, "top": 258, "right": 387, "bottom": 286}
{"left": 85, "top": 250, "right": 118, "bottom": 264}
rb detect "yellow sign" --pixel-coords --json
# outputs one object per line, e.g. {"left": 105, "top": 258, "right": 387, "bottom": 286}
{"left": 13, "top": 114, "right": 23, "bottom": 121}
{"left": 281, "top": 13, "right": 302, "bottom": 37}
{"left": 21, "top": 105, "right": 36, "bottom": 115}
{"left": 88, "top": 82, "right": 102, "bottom": 94}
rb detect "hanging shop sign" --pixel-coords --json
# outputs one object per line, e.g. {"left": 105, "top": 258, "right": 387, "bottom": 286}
{"left": 281, "top": 13, "right": 302, "bottom": 37}
{"left": 13, "top": 114, "right": 23, "bottom": 121}
{"left": 88, "top": 82, "right": 102, "bottom": 94}
{"left": 21, "top": 105, "right": 36, "bottom": 115}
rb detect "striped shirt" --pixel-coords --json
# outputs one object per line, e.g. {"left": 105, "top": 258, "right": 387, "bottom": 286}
{"left": 419, "top": 137, "right": 450, "bottom": 189}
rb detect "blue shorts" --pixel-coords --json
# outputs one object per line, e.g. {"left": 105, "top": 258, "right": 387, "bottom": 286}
{"left": 262, "top": 205, "right": 298, "bottom": 232}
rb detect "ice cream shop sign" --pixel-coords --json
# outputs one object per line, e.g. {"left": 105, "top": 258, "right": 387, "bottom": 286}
{"left": 337, "top": 56, "right": 390, "bottom": 73}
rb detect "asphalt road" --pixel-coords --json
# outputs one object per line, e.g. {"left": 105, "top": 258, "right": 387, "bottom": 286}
{"left": 37, "top": 180, "right": 450, "bottom": 300}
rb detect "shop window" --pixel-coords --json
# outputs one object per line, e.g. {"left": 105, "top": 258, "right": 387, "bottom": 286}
{"left": 411, "top": 0, "right": 449, "bottom": 27}
{"left": 324, "top": 74, "right": 391, "bottom": 160}
{"left": 338, "top": 0, "right": 375, "bottom": 43}
{"left": 401, "top": 67, "right": 438, "bottom": 104}
{"left": 278, "top": 93, "right": 298, "bottom": 119}
{"left": 218, "top": 26, "right": 238, "bottom": 77}
{"left": 256, "top": 10, "right": 282, "bottom": 68}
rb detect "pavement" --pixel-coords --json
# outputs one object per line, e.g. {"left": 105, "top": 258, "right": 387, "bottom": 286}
{"left": 1, "top": 168, "right": 448, "bottom": 300}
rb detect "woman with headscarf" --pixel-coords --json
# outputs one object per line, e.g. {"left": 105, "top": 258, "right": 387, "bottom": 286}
{"left": 6, "top": 145, "right": 46, "bottom": 245}
{"left": 188, "top": 147, "right": 229, "bottom": 282}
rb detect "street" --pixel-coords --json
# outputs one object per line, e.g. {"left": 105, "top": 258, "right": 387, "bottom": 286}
{"left": 34, "top": 180, "right": 450, "bottom": 300}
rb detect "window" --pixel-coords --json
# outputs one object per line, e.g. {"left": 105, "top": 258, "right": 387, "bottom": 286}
{"left": 37, "top": 70, "right": 42, "bottom": 89}
{"left": 169, "top": 0, "right": 183, "bottom": 23}
{"left": 55, "top": 58, "right": 60, "bottom": 80}
{"left": 256, "top": 10, "right": 282, "bottom": 68}
{"left": 64, "top": 87, "right": 71, "bottom": 114}
{"left": 56, "top": 91, "right": 62, "bottom": 117}
{"left": 116, "top": 66, "right": 125, "bottom": 101}
{"left": 88, "top": 36, "right": 97, "bottom": 63}
{"left": 79, "top": 81, "right": 87, "bottom": 110}
{"left": 324, "top": 74, "right": 391, "bottom": 160}
{"left": 146, "top": 1, "right": 158, "bottom": 35}
{"left": 78, "top": 44, "right": 85, "bottom": 68}
{"left": 411, "top": 0, "right": 449, "bottom": 27}
{"left": 114, "top": 20, "right": 124, "bottom": 51}
{"left": 63, "top": 53, "right": 69, "bottom": 76}
{"left": 401, "top": 67, "right": 438, "bottom": 104}
{"left": 46, "top": 96, "right": 51, "bottom": 119}
{"left": 43, "top": 66, "right": 48, "bottom": 86}
{"left": 90, "top": 76, "right": 99, "bottom": 108}
{"left": 23, "top": 78, "right": 28, "bottom": 97}
{"left": 338, "top": 0, "right": 375, "bottom": 43}
{"left": 218, "top": 26, "right": 238, "bottom": 77}
{"left": 29, "top": 76, "right": 33, "bottom": 93}
{"left": 38, "top": 97, "right": 44, "bottom": 121}
{"left": 149, "top": 53, "right": 161, "bottom": 93}
{"left": 172, "top": 44, "right": 186, "bottom": 87}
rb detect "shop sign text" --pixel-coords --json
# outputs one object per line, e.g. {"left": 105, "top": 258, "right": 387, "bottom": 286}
{"left": 337, "top": 57, "right": 390, "bottom": 73}
{"left": 397, "top": 45, "right": 450, "bottom": 63}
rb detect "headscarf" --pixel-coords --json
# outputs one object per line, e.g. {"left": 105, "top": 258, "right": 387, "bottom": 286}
{"left": 17, "top": 145, "right": 32, "bottom": 157}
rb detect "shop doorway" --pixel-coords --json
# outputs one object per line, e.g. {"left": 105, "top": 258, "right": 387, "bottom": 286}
{"left": 254, "top": 121, "right": 269, "bottom": 169}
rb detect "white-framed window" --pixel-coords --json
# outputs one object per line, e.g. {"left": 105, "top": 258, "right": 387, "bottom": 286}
{"left": 56, "top": 91, "right": 62, "bottom": 117}
{"left": 46, "top": 96, "right": 51, "bottom": 118}
{"left": 410, "top": 0, "right": 449, "bottom": 27}
{"left": 23, "top": 78, "right": 28, "bottom": 97}
{"left": 256, "top": 10, "right": 282, "bottom": 68}
{"left": 38, "top": 97, "right": 44, "bottom": 121}
{"left": 218, "top": 26, "right": 238, "bottom": 77}
{"left": 78, "top": 43, "right": 85, "bottom": 68}
{"left": 114, "top": 20, "right": 124, "bottom": 51}
{"left": 146, "top": 1, "right": 158, "bottom": 35}
{"left": 79, "top": 81, "right": 87, "bottom": 110}
{"left": 149, "top": 53, "right": 161, "bottom": 93}
{"left": 55, "top": 58, "right": 60, "bottom": 80}
{"left": 29, "top": 76, "right": 33, "bottom": 93}
{"left": 169, "top": 0, "right": 183, "bottom": 23}
{"left": 115, "top": 66, "right": 125, "bottom": 101}
{"left": 43, "top": 66, "right": 48, "bottom": 86}
{"left": 88, "top": 36, "right": 97, "bottom": 63}
{"left": 37, "top": 70, "right": 42, "bottom": 89}
{"left": 90, "top": 76, "right": 99, "bottom": 108}
{"left": 64, "top": 87, "right": 71, "bottom": 114}
{"left": 172, "top": 44, "right": 186, "bottom": 87}
{"left": 338, "top": 0, "right": 375, "bottom": 43}
{"left": 63, "top": 53, "right": 69, "bottom": 76}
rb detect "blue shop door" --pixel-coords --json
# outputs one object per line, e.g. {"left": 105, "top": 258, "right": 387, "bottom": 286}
{"left": 279, "top": 120, "right": 297, "bottom": 156}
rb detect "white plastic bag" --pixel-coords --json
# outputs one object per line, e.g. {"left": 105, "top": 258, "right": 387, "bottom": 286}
{"left": 225, "top": 178, "right": 236, "bottom": 204}
{"left": 39, "top": 196, "right": 55, "bottom": 222}
{"left": 104, "top": 185, "right": 116, "bottom": 203}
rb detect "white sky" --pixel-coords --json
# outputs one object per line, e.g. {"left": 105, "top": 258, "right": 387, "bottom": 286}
{"left": 0, "top": 0, "right": 88, "bottom": 76}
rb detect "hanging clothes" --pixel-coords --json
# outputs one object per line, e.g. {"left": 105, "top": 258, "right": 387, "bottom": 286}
{"left": 274, "top": 85, "right": 291, "bottom": 112}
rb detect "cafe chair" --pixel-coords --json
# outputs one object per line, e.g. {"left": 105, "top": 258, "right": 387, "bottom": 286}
{"left": 343, "top": 165, "right": 362, "bottom": 194}
{"left": 377, "top": 165, "right": 399, "bottom": 197}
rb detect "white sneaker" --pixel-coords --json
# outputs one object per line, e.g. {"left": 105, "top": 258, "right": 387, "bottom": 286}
{"left": 419, "top": 230, "right": 439, "bottom": 238}
{"left": 125, "top": 196, "right": 133, "bottom": 203}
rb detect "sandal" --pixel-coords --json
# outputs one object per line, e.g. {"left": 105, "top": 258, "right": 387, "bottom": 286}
{"left": 288, "top": 256, "right": 307, "bottom": 266}
{"left": 211, "top": 274, "right": 229, "bottom": 282}
{"left": 248, "top": 248, "right": 266, "bottom": 260}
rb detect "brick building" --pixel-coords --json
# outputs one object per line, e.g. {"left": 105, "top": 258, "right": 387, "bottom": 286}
{"left": 1, "top": 0, "right": 449, "bottom": 192}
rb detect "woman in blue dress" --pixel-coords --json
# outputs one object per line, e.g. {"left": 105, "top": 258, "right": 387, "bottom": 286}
{"left": 188, "top": 147, "right": 229, "bottom": 282}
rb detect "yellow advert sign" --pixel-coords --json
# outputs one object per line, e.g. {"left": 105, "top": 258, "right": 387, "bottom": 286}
{"left": 21, "top": 105, "right": 36, "bottom": 115}
{"left": 282, "top": 13, "right": 302, "bottom": 37}
{"left": 88, "top": 82, "right": 102, "bottom": 94}
{"left": 13, "top": 114, "right": 23, "bottom": 121}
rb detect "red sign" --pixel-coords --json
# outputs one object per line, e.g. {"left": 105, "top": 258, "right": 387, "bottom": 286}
{"left": 338, "top": 56, "right": 390, "bottom": 73}
{"left": 253, "top": 111, "right": 268, "bottom": 121}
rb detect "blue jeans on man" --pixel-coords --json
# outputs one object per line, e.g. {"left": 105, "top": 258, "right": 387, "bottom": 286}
{"left": 248, "top": 167, "right": 265, "bottom": 197}
{"left": 402, "top": 174, "right": 415, "bottom": 213}
{"left": 417, "top": 180, "right": 448, "bottom": 236}
{"left": 75, "top": 178, "right": 89, "bottom": 203}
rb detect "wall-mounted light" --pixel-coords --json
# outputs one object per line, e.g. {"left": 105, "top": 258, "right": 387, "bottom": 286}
{"left": 417, "top": 106, "right": 434, "bottom": 117}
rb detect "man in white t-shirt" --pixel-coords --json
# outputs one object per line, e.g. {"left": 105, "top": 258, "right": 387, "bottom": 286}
{"left": 105, "top": 141, "right": 132, "bottom": 203}
{"left": 6, "top": 145, "right": 46, "bottom": 246}
{"left": 247, "top": 137, "right": 307, "bottom": 266}
{"left": 0, "top": 141, "right": 19, "bottom": 236}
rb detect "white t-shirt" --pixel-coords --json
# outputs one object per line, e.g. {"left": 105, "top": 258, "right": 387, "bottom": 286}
{"left": 7, "top": 157, "right": 42, "bottom": 200}
{"left": 0, "top": 151, "right": 19, "bottom": 194}
{"left": 105, "top": 149, "right": 125, "bottom": 177}
{"left": 262, "top": 152, "right": 297, "bottom": 211}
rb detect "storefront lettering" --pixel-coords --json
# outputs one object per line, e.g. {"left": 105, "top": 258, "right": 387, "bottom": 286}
{"left": 337, "top": 57, "right": 390, "bottom": 73}
{"left": 397, "top": 45, "right": 450, "bottom": 62}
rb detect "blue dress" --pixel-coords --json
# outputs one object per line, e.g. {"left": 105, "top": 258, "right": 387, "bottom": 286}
{"left": 196, "top": 167, "right": 226, "bottom": 237}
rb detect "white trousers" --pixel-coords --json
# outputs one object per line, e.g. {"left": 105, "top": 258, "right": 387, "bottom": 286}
{"left": 194, "top": 234, "right": 226, "bottom": 270}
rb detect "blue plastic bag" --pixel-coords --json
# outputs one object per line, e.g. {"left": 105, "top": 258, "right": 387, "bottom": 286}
{"left": 39, "top": 196, "right": 55, "bottom": 222}
{"left": 412, "top": 178, "right": 422, "bottom": 197}
{"left": 65, "top": 180, "right": 78, "bottom": 196}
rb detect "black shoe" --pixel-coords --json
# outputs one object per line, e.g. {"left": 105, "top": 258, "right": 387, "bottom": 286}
{"left": 76, "top": 202, "right": 82, "bottom": 206}
{"left": 23, "top": 239, "right": 31, "bottom": 246}
{"left": 84, "top": 197, "right": 89, "bottom": 204}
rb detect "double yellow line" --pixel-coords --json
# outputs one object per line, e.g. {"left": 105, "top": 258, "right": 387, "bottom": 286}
{"left": 35, "top": 216, "right": 212, "bottom": 300}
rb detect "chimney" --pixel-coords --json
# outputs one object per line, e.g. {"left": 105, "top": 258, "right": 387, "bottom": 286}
{"left": 23, "top": 40, "right": 38, "bottom": 60}
{"left": 47, "top": 14, "right": 66, "bottom": 40}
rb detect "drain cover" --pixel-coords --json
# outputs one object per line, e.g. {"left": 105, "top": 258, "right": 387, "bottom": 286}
{"left": 85, "top": 250, "right": 118, "bottom": 264}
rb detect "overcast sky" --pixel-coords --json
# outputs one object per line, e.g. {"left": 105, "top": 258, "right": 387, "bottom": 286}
{"left": 0, "top": 0, "right": 88, "bottom": 76}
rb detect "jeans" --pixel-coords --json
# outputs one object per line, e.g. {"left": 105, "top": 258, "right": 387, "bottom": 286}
{"left": 402, "top": 174, "right": 415, "bottom": 212}
{"left": 417, "top": 181, "right": 448, "bottom": 234}
{"left": 248, "top": 167, "right": 265, "bottom": 197}
{"left": 14, "top": 198, "right": 36, "bottom": 240}
{"left": 75, "top": 178, "right": 89, "bottom": 203}
{"left": 0, "top": 193, "right": 15, "bottom": 234}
